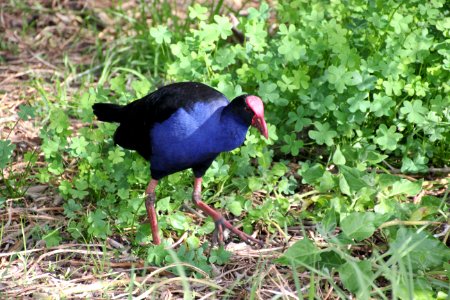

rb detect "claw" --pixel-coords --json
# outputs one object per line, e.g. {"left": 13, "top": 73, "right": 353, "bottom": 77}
{"left": 193, "top": 177, "right": 263, "bottom": 247}
{"left": 212, "top": 220, "right": 223, "bottom": 246}
{"left": 212, "top": 217, "right": 264, "bottom": 247}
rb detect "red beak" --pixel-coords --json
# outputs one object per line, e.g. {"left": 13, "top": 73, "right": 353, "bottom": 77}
{"left": 252, "top": 116, "right": 268, "bottom": 139}
{"left": 246, "top": 95, "right": 269, "bottom": 140}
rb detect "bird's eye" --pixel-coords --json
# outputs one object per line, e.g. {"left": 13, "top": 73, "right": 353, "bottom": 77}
{"left": 245, "top": 106, "right": 251, "bottom": 112}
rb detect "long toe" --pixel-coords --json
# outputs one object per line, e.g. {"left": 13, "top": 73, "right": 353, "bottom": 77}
{"left": 238, "top": 231, "right": 264, "bottom": 247}
{"left": 212, "top": 221, "right": 225, "bottom": 246}
{"left": 235, "top": 230, "right": 264, "bottom": 246}
{"left": 215, "top": 217, "right": 264, "bottom": 246}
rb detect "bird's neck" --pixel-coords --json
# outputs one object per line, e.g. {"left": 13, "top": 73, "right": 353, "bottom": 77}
{"left": 215, "top": 104, "right": 250, "bottom": 152}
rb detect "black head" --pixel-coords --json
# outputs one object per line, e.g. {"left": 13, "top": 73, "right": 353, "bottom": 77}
{"left": 229, "top": 94, "right": 268, "bottom": 138}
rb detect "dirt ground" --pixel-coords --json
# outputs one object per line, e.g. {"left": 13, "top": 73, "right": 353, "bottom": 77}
{"left": 1, "top": 1, "right": 300, "bottom": 299}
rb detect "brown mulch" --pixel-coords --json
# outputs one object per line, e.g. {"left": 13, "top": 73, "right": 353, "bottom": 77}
{"left": 0, "top": 1, "right": 98, "bottom": 161}
{"left": 2, "top": 1, "right": 447, "bottom": 299}
{"left": 0, "top": 1, "right": 312, "bottom": 299}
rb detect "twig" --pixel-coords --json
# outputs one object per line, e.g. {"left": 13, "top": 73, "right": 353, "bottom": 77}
{"left": 382, "top": 160, "right": 396, "bottom": 171}
{"left": 107, "top": 237, "right": 125, "bottom": 249}
{"left": 199, "top": 291, "right": 219, "bottom": 300}
{"left": 215, "top": 264, "right": 249, "bottom": 281}
{"left": 66, "top": 259, "right": 145, "bottom": 268}
{"left": 60, "top": 280, "right": 130, "bottom": 297}
{"left": 166, "top": 231, "right": 189, "bottom": 250}
{"left": 2, "top": 224, "right": 34, "bottom": 242}
{"left": 378, "top": 220, "right": 442, "bottom": 229}
{"left": 27, "top": 248, "right": 108, "bottom": 274}
{"left": 28, "top": 50, "right": 60, "bottom": 70}
{"left": 0, "top": 243, "right": 113, "bottom": 258}
{"left": 0, "top": 69, "right": 63, "bottom": 85}
{"left": 0, "top": 214, "right": 64, "bottom": 222}
{"left": 270, "top": 264, "right": 298, "bottom": 300}
{"left": 413, "top": 189, "right": 426, "bottom": 204}
{"left": 0, "top": 116, "right": 17, "bottom": 123}
{"left": 0, "top": 207, "right": 65, "bottom": 222}
{"left": 5, "top": 200, "right": 13, "bottom": 229}
{"left": 62, "top": 64, "right": 103, "bottom": 86}
{"left": 428, "top": 167, "right": 450, "bottom": 173}
{"left": 433, "top": 224, "right": 450, "bottom": 238}
{"left": 135, "top": 277, "right": 223, "bottom": 300}
{"left": 296, "top": 190, "right": 321, "bottom": 199}
{"left": 324, "top": 286, "right": 334, "bottom": 300}
{"left": 134, "top": 262, "right": 210, "bottom": 292}
{"left": 270, "top": 220, "right": 290, "bottom": 240}
{"left": 377, "top": 165, "right": 450, "bottom": 174}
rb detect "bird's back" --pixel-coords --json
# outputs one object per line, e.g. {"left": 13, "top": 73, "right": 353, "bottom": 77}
{"left": 112, "top": 82, "right": 228, "bottom": 160}
{"left": 150, "top": 98, "right": 229, "bottom": 177}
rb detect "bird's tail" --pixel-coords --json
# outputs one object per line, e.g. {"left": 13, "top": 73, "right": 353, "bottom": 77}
{"left": 92, "top": 103, "right": 124, "bottom": 123}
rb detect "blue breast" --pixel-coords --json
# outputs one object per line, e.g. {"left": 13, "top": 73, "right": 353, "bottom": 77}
{"left": 150, "top": 100, "right": 249, "bottom": 176}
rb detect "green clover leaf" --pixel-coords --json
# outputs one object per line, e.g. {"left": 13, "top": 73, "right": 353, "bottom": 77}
{"left": 287, "top": 106, "right": 312, "bottom": 131}
{"left": 150, "top": 25, "right": 172, "bottom": 44}
{"left": 326, "top": 65, "right": 347, "bottom": 93}
{"left": 281, "top": 133, "right": 304, "bottom": 156}
{"left": 213, "top": 15, "right": 233, "bottom": 39}
{"left": 400, "top": 100, "right": 428, "bottom": 124}
{"left": 188, "top": 4, "right": 208, "bottom": 21}
{"left": 375, "top": 124, "right": 403, "bottom": 151}
{"left": 0, "top": 140, "right": 15, "bottom": 169}
{"left": 370, "top": 93, "right": 395, "bottom": 117}
{"left": 308, "top": 122, "right": 337, "bottom": 146}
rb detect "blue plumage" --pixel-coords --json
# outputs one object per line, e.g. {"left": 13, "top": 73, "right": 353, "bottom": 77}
{"left": 150, "top": 100, "right": 249, "bottom": 177}
{"left": 92, "top": 82, "right": 268, "bottom": 246}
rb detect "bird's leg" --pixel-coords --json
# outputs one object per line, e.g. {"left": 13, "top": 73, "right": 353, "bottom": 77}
{"left": 192, "top": 177, "right": 263, "bottom": 246}
{"left": 145, "top": 179, "right": 161, "bottom": 245}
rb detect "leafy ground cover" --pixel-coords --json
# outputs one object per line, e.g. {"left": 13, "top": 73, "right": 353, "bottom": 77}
{"left": 1, "top": 0, "right": 449, "bottom": 299}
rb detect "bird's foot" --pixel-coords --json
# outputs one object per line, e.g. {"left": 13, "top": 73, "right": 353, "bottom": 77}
{"left": 212, "top": 216, "right": 264, "bottom": 247}
{"left": 192, "top": 187, "right": 263, "bottom": 247}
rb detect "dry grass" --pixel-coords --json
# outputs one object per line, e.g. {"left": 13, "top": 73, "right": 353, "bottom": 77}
{"left": 0, "top": 237, "right": 316, "bottom": 298}
{"left": 2, "top": 1, "right": 447, "bottom": 299}
{"left": 0, "top": 1, "right": 319, "bottom": 299}
{"left": 0, "top": 173, "right": 317, "bottom": 298}
{"left": 0, "top": 186, "right": 318, "bottom": 298}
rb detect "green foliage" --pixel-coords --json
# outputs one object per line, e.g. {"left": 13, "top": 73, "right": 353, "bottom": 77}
{"left": 18, "top": 104, "right": 36, "bottom": 120}
{"left": 0, "top": 140, "right": 15, "bottom": 170}
{"left": 279, "top": 225, "right": 450, "bottom": 299}
{"left": 150, "top": 25, "right": 172, "bottom": 44}
{"left": 170, "top": 0, "right": 448, "bottom": 171}
{"left": 0, "top": 105, "right": 37, "bottom": 200}
{"left": 308, "top": 122, "right": 337, "bottom": 146}
{"left": 277, "top": 238, "right": 322, "bottom": 266}
{"left": 340, "top": 212, "right": 388, "bottom": 241}
{"left": 42, "top": 227, "right": 62, "bottom": 247}
{"left": 209, "top": 246, "right": 232, "bottom": 265}
{"left": 165, "top": 244, "right": 212, "bottom": 274}
{"left": 389, "top": 227, "right": 450, "bottom": 272}
{"left": 375, "top": 125, "right": 403, "bottom": 151}
{"left": 338, "top": 260, "right": 374, "bottom": 296}
{"left": 33, "top": 1, "right": 449, "bottom": 296}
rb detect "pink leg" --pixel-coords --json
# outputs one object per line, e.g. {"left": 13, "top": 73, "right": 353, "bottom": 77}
{"left": 192, "top": 177, "right": 263, "bottom": 246}
{"left": 145, "top": 179, "right": 160, "bottom": 245}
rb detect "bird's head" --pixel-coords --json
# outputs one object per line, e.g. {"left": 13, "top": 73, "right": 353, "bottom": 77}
{"left": 231, "top": 95, "right": 269, "bottom": 139}
{"left": 246, "top": 95, "right": 269, "bottom": 139}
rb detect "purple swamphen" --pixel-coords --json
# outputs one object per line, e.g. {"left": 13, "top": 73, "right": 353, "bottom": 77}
{"left": 92, "top": 82, "right": 268, "bottom": 246}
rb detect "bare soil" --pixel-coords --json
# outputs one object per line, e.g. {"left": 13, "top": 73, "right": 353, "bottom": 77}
{"left": 0, "top": 1, "right": 312, "bottom": 299}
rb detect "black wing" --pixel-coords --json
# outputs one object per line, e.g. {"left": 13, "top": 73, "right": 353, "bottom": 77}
{"left": 113, "top": 82, "right": 227, "bottom": 160}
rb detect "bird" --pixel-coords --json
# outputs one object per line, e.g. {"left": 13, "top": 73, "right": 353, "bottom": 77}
{"left": 92, "top": 82, "right": 268, "bottom": 246}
